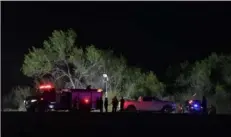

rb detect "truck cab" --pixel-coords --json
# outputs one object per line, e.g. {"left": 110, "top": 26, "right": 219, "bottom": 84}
{"left": 24, "top": 84, "right": 56, "bottom": 112}
{"left": 137, "top": 96, "right": 165, "bottom": 111}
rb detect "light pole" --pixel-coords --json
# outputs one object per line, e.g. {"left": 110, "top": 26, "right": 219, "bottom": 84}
{"left": 103, "top": 73, "right": 108, "bottom": 98}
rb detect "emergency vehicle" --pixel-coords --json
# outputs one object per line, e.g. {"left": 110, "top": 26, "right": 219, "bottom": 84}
{"left": 24, "top": 84, "right": 104, "bottom": 112}
{"left": 182, "top": 100, "right": 203, "bottom": 114}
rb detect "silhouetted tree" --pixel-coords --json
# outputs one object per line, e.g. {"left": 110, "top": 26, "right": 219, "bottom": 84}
{"left": 22, "top": 29, "right": 165, "bottom": 99}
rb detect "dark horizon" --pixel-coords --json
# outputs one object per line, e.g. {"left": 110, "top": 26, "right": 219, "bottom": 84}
{"left": 2, "top": 1, "right": 231, "bottom": 94}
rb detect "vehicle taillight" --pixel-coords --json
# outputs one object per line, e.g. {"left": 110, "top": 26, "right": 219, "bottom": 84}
{"left": 84, "top": 99, "right": 89, "bottom": 104}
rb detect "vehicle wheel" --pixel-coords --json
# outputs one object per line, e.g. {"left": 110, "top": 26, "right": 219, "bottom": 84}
{"left": 161, "top": 105, "right": 172, "bottom": 113}
{"left": 26, "top": 107, "right": 35, "bottom": 112}
{"left": 126, "top": 105, "right": 136, "bottom": 112}
{"left": 33, "top": 107, "right": 39, "bottom": 112}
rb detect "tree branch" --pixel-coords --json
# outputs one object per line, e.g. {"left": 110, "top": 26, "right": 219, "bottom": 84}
{"left": 54, "top": 74, "right": 68, "bottom": 82}
{"left": 63, "top": 59, "right": 75, "bottom": 88}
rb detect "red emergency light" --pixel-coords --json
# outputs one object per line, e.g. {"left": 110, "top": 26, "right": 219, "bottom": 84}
{"left": 39, "top": 84, "right": 53, "bottom": 90}
{"left": 84, "top": 99, "right": 89, "bottom": 104}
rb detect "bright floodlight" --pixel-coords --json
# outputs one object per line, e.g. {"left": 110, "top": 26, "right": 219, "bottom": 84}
{"left": 103, "top": 74, "right": 108, "bottom": 78}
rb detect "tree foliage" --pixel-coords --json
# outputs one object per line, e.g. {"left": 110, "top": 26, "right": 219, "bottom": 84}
{"left": 22, "top": 29, "right": 164, "bottom": 99}
{"left": 121, "top": 68, "right": 165, "bottom": 99}
{"left": 167, "top": 53, "right": 231, "bottom": 113}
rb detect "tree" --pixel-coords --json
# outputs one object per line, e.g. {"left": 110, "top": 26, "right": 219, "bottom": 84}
{"left": 121, "top": 68, "right": 165, "bottom": 99}
{"left": 136, "top": 71, "right": 165, "bottom": 98}
{"left": 121, "top": 67, "right": 144, "bottom": 98}
{"left": 173, "top": 56, "right": 216, "bottom": 100}
{"left": 75, "top": 46, "right": 127, "bottom": 91}
{"left": 22, "top": 29, "right": 166, "bottom": 101}
{"left": 172, "top": 53, "right": 231, "bottom": 113}
{"left": 102, "top": 52, "right": 127, "bottom": 93}
{"left": 22, "top": 29, "right": 79, "bottom": 88}
{"left": 189, "top": 60, "right": 213, "bottom": 97}
{"left": 22, "top": 29, "right": 129, "bottom": 93}
{"left": 69, "top": 45, "right": 105, "bottom": 88}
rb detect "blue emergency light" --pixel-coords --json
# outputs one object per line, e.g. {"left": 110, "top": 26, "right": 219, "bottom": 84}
{"left": 189, "top": 100, "right": 201, "bottom": 111}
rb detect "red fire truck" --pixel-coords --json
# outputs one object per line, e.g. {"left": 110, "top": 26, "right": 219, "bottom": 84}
{"left": 24, "top": 84, "right": 104, "bottom": 112}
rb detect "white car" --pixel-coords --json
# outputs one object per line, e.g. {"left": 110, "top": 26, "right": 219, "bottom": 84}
{"left": 123, "top": 96, "right": 176, "bottom": 113}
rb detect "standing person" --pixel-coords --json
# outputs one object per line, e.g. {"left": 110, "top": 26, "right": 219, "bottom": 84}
{"left": 202, "top": 95, "right": 208, "bottom": 114}
{"left": 120, "top": 96, "right": 125, "bottom": 112}
{"left": 208, "top": 104, "right": 216, "bottom": 115}
{"left": 177, "top": 104, "right": 184, "bottom": 113}
{"left": 112, "top": 96, "right": 119, "bottom": 112}
{"left": 86, "top": 85, "right": 91, "bottom": 90}
{"left": 104, "top": 97, "right": 108, "bottom": 112}
{"left": 99, "top": 97, "right": 103, "bottom": 113}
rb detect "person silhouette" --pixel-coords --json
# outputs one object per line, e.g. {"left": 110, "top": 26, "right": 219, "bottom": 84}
{"left": 104, "top": 97, "right": 108, "bottom": 112}
{"left": 120, "top": 96, "right": 125, "bottom": 112}
{"left": 202, "top": 95, "right": 207, "bottom": 114}
{"left": 112, "top": 96, "right": 118, "bottom": 112}
{"left": 99, "top": 97, "right": 103, "bottom": 112}
{"left": 86, "top": 85, "right": 91, "bottom": 90}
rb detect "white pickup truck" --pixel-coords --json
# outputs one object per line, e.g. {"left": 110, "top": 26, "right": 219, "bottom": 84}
{"left": 122, "top": 96, "right": 176, "bottom": 113}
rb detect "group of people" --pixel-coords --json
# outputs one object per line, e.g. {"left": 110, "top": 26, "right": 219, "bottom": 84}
{"left": 99, "top": 96, "right": 125, "bottom": 112}
{"left": 99, "top": 93, "right": 217, "bottom": 114}
{"left": 87, "top": 85, "right": 125, "bottom": 112}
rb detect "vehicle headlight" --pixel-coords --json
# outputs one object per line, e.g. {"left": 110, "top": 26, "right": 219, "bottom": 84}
{"left": 193, "top": 104, "right": 198, "bottom": 108}
{"left": 49, "top": 105, "right": 54, "bottom": 109}
{"left": 31, "top": 99, "right": 37, "bottom": 103}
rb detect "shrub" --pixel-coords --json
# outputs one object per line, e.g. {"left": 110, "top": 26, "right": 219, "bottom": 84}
{"left": 2, "top": 86, "right": 35, "bottom": 110}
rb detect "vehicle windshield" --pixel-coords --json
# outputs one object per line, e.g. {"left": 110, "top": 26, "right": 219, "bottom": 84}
{"left": 39, "top": 88, "right": 56, "bottom": 102}
{"left": 142, "top": 96, "right": 161, "bottom": 101}
{"left": 25, "top": 96, "right": 39, "bottom": 101}
{"left": 152, "top": 96, "right": 161, "bottom": 101}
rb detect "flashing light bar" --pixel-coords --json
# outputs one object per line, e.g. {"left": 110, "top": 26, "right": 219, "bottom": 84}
{"left": 39, "top": 84, "right": 53, "bottom": 89}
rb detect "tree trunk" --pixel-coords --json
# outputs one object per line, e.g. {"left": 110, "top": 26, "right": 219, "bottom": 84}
{"left": 68, "top": 76, "right": 75, "bottom": 88}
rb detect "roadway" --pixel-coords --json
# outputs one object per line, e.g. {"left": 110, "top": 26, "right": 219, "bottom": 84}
{"left": 2, "top": 112, "right": 231, "bottom": 137}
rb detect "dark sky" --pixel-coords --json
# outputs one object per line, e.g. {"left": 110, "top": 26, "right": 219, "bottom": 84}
{"left": 2, "top": 1, "right": 231, "bottom": 94}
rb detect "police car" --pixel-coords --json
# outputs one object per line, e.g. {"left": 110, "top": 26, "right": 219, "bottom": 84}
{"left": 183, "top": 100, "right": 203, "bottom": 114}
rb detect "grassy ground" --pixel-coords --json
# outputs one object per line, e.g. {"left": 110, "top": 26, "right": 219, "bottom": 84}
{"left": 2, "top": 109, "right": 22, "bottom": 112}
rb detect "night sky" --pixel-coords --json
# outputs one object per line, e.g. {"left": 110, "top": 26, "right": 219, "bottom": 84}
{"left": 2, "top": 1, "right": 231, "bottom": 94}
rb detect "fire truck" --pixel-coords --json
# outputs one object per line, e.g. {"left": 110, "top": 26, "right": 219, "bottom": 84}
{"left": 24, "top": 84, "right": 104, "bottom": 112}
